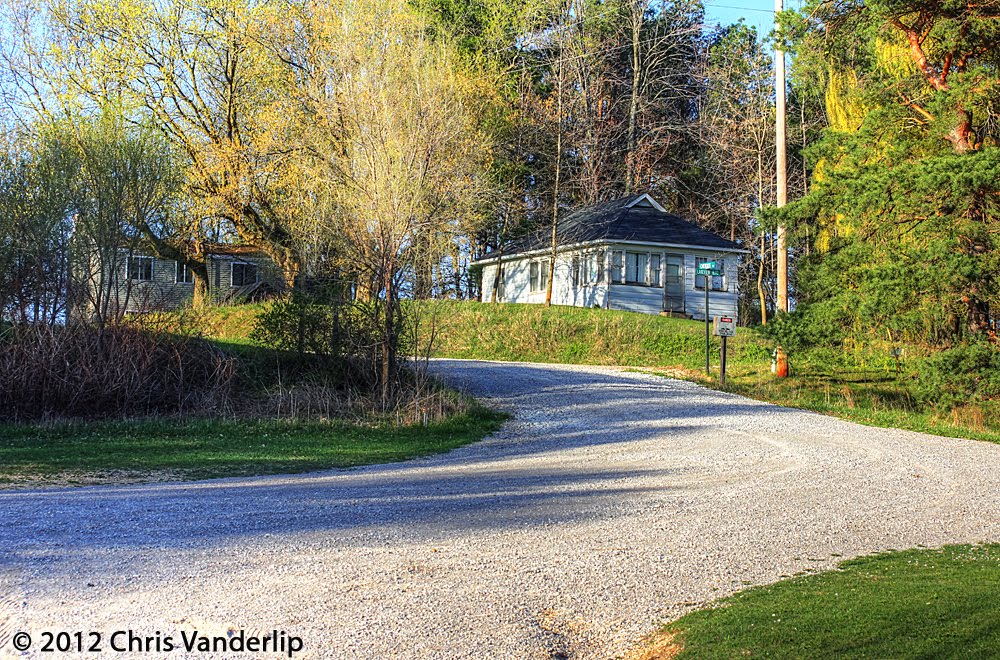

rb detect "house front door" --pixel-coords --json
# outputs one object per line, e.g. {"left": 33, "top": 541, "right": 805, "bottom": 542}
{"left": 662, "top": 254, "right": 684, "bottom": 313}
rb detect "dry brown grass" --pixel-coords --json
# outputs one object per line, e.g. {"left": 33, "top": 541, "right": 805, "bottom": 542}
{"left": 0, "top": 322, "right": 235, "bottom": 422}
{"left": 625, "top": 629, "right": 684, "bottom": 660}
{"left": 951, "top": 404, "right": 987, "bottom": 433}
{"left": 840, "top": 384, "right": 856, "bottom": 409}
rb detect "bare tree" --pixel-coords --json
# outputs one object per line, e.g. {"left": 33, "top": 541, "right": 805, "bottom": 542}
{"left": 276, "top": 0, "right": 489, "bottom": 401}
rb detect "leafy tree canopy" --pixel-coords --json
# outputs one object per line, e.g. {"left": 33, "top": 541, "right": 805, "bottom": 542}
{"left": 773, "top": 0, "right": 1000, "bottom": 345}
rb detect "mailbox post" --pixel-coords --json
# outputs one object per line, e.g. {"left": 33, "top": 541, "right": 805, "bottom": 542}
{"left": 713, "top": 316, "right": 736, "bottom": 387}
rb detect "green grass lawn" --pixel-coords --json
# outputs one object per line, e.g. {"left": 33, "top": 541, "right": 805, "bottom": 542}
{"left": 419, "top": 299, "right": 771, "bottom": 369}
{"left": 0, "top": 315, "right": 509, "bottom": 488}
{"left": 0, "top": 407, "right": 506, "bottom": 487}
{"left": 642, "top": 544, "right": 1000, "bottom": 659}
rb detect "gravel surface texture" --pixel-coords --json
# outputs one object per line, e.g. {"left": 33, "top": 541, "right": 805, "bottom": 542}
{"left": 2, "top": 359, "right": 1000, "bottom": 659}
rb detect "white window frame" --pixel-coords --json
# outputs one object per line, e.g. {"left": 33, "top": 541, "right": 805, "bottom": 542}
{"left": 624, "top": 251, "right": 652, "bottom": 286}
{"left": 175, "top": 262, "right": 195, "bottom": 284}
{"left": 127, "top": 255, "right": 154, "bottom": 281}
{"left": 528, "top": 259, "right": 549, "bottom": 293}
{"left": 611, "top": 250, "right": 624, "bottom": 283}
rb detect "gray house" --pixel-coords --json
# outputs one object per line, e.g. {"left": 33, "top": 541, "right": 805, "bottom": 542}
{"left": 475, "top": 194, "right": 747, "bottom": 320}
{"left": 99, "top": 244, "right": 283, "bottom": 313}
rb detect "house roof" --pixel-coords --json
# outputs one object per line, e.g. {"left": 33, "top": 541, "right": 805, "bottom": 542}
{"left": 199, "top": 243, "right": 268, "bottom": 257}
{"left": 479, "top": 194, "right": 743, "bottom": 262}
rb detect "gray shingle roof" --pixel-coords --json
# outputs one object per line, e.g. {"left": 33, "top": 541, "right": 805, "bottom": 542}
{"left": 491, "top": 195, "right": 741, "bottom": 259}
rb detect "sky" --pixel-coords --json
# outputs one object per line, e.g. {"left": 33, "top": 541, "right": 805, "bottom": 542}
{"left": 702, "top": 0, "right": 790, "bottom": 41}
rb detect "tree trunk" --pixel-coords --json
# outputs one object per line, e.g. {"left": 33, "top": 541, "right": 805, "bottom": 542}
{"left": 625, "top": 1, "right": 642, "bottom": 194}
{"left": 191, "top": 264, "right": 210, "bottom": 309}
{"left": 757, "top": 149, "right": 767, "bottom": 326}
{"left": 966, "top": 294, "right": 990, "bottom": 335}
{"left": 380, "top": 263, "right": 398, "bottom": 408}
{"left": 758, "top": 234, "right": 767, "bottom": 326}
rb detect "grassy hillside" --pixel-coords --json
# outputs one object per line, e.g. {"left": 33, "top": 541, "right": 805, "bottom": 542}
{"left": 174, "top": 300, "right": 1000, "bottom": 444}
{"left": 419, "top": 300, "right": 771, "bottom": 369}
{"left": 419, "top": 301, "right": 1000, "bottom": 443}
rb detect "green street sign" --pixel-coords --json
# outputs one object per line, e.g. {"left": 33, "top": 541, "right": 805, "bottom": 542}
{"left": 697, "top": 261, "right": 717, "bottom": 271}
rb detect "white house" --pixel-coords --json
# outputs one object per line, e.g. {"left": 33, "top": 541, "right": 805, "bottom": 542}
{"left": 475, "top": 194, "right": 748, "bottom": 320}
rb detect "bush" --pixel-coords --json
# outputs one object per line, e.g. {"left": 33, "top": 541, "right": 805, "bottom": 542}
{"left": 251, "top": 298, "right": 416, "bottom": 389}
{"left": 759, "top": 307, "right": 846, "bottom": 353}
{"left": 251, "top": 299, "right": 343, "bottom": 356}
{"left": 913, "top": 341, "right": 1000, "bottom": 407}
{"left": 0, "top": 323, "right": 235, "bottom": 421}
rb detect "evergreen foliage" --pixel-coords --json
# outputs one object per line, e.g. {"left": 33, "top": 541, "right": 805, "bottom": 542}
{"left": 773, "top": 0, "right": 1000, "bottom": 401}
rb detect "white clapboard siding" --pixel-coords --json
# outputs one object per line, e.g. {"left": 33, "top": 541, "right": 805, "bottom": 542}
{"left": 480, "top": 243, "right": 740, "bottom": 320}
{"left": 607, "top": 285, "right": 662, "bottom": 315}
{"left": 482, "top": 250, "right": 608, "bottom": 308}
{"left": 682, "top": 253, "right": 739, "bottom": 321}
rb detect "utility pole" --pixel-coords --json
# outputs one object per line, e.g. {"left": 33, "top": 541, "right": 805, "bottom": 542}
{"left": 546, "top": 18, "right": 564, "bottom": 308}
{"left": 775, "top": 0, "right": 789, "bottom": 313}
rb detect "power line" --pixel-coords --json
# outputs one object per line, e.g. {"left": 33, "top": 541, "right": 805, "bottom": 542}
{"left": 703, "top": 3, "right": 776, "bottom": 13}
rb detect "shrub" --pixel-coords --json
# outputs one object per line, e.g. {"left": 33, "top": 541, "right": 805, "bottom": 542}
{"left": 913, "top": 341, "right": 1000, "bottom": 407}
{"left": 251, "top": 298, "right": 417, "bottom": 389}
{"left": 0, "top": 323, "right": 235, "bottom": 421}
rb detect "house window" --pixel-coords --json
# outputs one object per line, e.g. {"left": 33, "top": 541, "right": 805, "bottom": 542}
{"left": 572, "top": 255, "right": 581, "bottom": 287}
{"left": 232, "top": 262, "right": 258, "bottom": 287}
{"left": 175, "top": 262, "right": 195, "bottom": 284}
{"left": 624, "top": 251, "right": 648, "bottom": 284}
{"left": 695, "top": 258, "right": 726, "bottom": 291}
{"left": 595, "top": 250, "right": 605, "bottom": 283}
{"left": 127, "top": 255, "right": 153, "bottom": 281}
{"left": 665, "top": 262, "right": 681, "bottom": 286}
{"left": 529, "top": 259, "right": 549, "bottom": 293}
{"left": 611, "top": 251, "right": 624, "bottom": 283}
{"left": 650, "top": 254, "right": 661, "bottom": 287}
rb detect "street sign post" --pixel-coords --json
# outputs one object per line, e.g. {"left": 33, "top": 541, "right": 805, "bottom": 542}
{"left": 713, "top": 316, "right": 736, "bottom": 386}
{"left": 697, "top": 262, "right": 720, "bottom": 374}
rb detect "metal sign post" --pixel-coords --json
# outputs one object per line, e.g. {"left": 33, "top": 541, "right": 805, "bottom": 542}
{"left": 714, "top": 316, "right": 736, "bottom": 387}
{"left": 704, "top": 279, "right": 710, "bottom": 374}
{"left": 698, "top": 261, "right": 720, "bottom": 375}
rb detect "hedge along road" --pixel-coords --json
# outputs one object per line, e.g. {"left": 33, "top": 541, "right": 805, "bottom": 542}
{"left": 2, "top": 360, "right": 1000, "bottom": 659}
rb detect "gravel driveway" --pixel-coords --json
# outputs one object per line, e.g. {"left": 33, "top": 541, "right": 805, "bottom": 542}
{"left": 3, "top": 360, "right": 1000, "bottom": 659}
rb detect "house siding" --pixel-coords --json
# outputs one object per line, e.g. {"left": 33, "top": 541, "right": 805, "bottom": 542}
{"left": 681, "top": 253, "right": 739, "bottom": 321}
{"left": 108, "top": 254, "right": 194, "bottom": 312}
{"left": 478, "top": 241, "right": 741, "bottom": 321}
{"left": 94, "top": 250, "right": 283, "bottom": 313}
{"left": 482, "top": 249, "right": 608, "bottom": 309}
{"left": 206, "top": 255, "right": 283, "bottom": 306}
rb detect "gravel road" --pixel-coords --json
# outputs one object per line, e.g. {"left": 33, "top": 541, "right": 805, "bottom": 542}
{"left": 3, "top": 359, "right": 1000, "bottom": 659}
